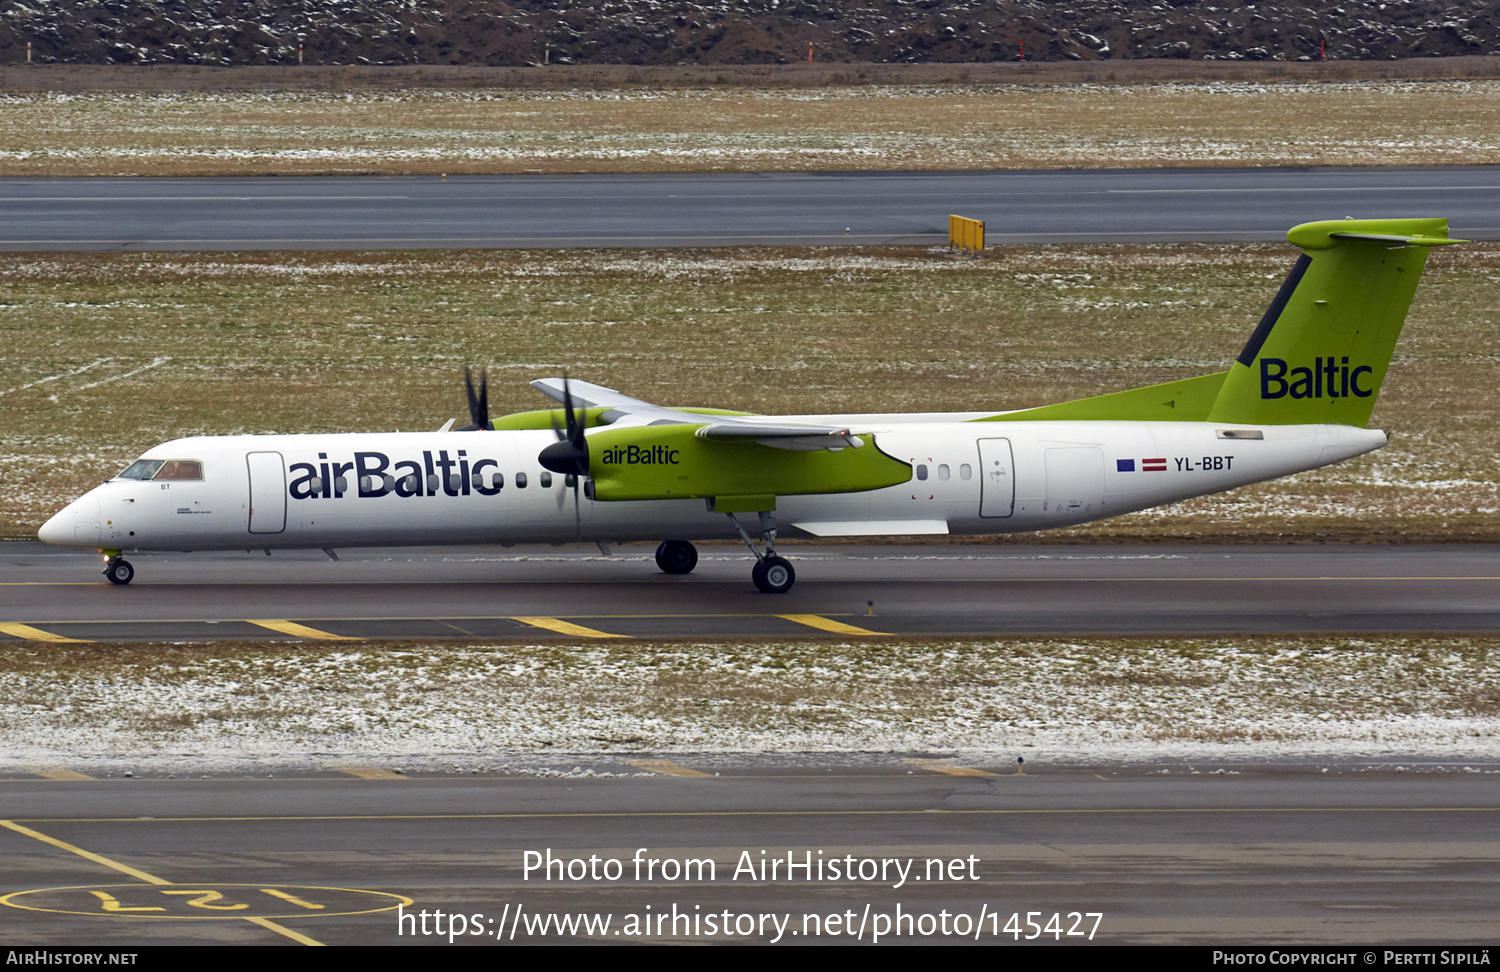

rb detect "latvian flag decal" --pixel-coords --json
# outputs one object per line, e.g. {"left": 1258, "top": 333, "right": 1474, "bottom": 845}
{"left": 1117, "top": 458, "right": 1167, "bottom": 472}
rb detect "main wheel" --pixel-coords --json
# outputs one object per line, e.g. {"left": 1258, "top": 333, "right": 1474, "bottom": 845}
{"left": 655, "top": 540, "right": 698, "bottom": 575}
{"left": 104, "top": 559, "right": 134, "bottom": 585}
{"left": 751, "top": 555, "right": 795, "bottom": 594}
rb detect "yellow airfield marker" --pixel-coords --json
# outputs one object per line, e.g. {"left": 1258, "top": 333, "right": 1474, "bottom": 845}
{"left": 903, "top": 758, "right": 997, "bottom": 778}
{"left": 511, "top": 616, "right": 629, "bottom": 638}
{"left": 0, "top": 623, "right": 89, "bottom": 643}
{"left": 627, "top": 759, "right": 713, "bottom": 778}
{"left": 30, "top": 767, "right": 95, "bottom": 781}
{"left": 336, "top": 768, "right": 406, "bottom": 780}
{"left": 778, "top": 614, "right": 891, "bottom": 636}
{"left": 248, "top": 620, "right": 356, "bottom": 641}
{"left": 0, "top": 819, "right": 325, "bottom": 946}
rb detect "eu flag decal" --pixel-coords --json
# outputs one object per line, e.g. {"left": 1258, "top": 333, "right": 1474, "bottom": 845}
{"left": 1117, "top": 459, "right": 1135, "bottom": 472}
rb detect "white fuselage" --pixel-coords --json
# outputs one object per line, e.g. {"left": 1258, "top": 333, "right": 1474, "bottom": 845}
{"left": 38, "top": 416, "right": 1386, "bottom": 552}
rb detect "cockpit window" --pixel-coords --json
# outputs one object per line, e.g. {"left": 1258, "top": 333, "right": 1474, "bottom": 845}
{"left": 118, "top": 459, "right": 163, "bottom": 480}
{"left": 153, "top": 460, "right": 202, "bottom": 480}
{"left": 117, "top": 459, "right": 202, "bottom": 481}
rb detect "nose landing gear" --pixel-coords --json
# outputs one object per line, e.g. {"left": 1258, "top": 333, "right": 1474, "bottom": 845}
{"left": 727, "top": 511, "right": 796, "bottom": 594}
{"left": 103, "top": 557, "right": 134, "bottom": 585}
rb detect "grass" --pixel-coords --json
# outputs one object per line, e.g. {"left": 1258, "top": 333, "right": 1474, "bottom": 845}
{"left": 0, "top": 78, "right": 1497, "bottom": 175}
{"left": 2, "top": 636, "right": 1496, "bottom": 760}
{"left": 4, "top": 242, "right": 1498, "bottom": 542}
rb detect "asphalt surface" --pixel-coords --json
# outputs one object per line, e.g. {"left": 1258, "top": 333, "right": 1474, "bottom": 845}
{"left": 0, "top": 166, "right": 1496, "bottom": 251}
{"left": 4, "top": 541, "right": 1500, "bottom": 641}
{"left": 3, "top": 769, "right": 1498, "bottom": 945}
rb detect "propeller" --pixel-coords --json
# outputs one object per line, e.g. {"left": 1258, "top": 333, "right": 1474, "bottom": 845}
{"left": 456, "top": 366, "right": 489, "bottom": 431}
{"left": 539, "top": 374, "right": 589, "bottom": 477}
{"left": 538, "top": 375, "right": 589, "bottom": 536}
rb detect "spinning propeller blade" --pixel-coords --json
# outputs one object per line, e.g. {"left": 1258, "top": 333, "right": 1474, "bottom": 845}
{"left": 457, "top": 366, "right": 489, "bottom": 431}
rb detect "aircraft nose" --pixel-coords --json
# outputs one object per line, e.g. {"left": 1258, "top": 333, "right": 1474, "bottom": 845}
{"left": 38, "top": 492, "right": 101, "bottom": 547}
{"left": 38, "top": 507, "right": 71, "bottom": 545}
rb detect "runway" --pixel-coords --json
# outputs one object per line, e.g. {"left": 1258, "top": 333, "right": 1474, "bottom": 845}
{"left": 0, "top": 166, "right": 1497, "bottom": 251}
{"left": 5, "top": 541, "right": 1500, "bottom": 642}
{"left": 3, "top": 768, "right": 1498, "bottom": 945}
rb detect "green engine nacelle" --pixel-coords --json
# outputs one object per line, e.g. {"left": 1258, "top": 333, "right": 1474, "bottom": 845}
{"left": 586, "top": 424, "right": 912, "bottom": 504}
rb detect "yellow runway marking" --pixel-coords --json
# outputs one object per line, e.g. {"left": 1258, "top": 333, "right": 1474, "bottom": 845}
{"left": 245, "top": 915, "right": 325, "bottom": 945}
{"left": 511, "top": 616, "right": 629, "bottom": 638}
{"left": 0, "top": 623, "right": 89, "bottom": 643}
{"left": 337, "top": 768, "right": 406, "bottom": 780}
{"left": 0, "top": 819, "right": 166, "bottom": 885}
{"left": 778, "top": 614, "right": 891, "bottom": 636}
{"left": 628, "top": 759, "right": 712, "bottom": 778}
{"left": 0, "top": 819, "right": 325, "bottom": 946}
{"left": 903, "top": 758, "right": 997, "bottom": 778}
{"left": 30, "top": 767, "right": 95, "bottom": 781}
{"left": 248, "top": 620, "right": 356, "bottom": 641}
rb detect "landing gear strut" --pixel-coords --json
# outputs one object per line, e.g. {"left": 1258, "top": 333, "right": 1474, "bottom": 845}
{"left": 655, "top": 540, "right": 698, "bottom": 574}
{"left": 728, "top": 512, "right": 795, "bottom": 594}
{"left": 103, "top": 557, "right": 134, "bottom": 585}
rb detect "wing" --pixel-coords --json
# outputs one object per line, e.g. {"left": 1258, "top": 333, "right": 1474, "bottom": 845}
{"left": 530, "top": 378, "right": 865, "bottom": 452}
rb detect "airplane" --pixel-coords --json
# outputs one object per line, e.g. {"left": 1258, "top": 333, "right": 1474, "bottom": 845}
{"left": 38, "top": 217, "right": 1457, "bottom": 593}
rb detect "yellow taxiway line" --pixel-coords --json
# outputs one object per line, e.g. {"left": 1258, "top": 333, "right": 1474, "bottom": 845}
{"left": 778, "top": 614, "right": 891, "bottom": 636}
{"left": 248, "top": 620, "right": 356, "bottom": 641}
{"left": 511, "top": 616, "right": 630, "bottom": 638}
{"left": 0, "top": 819, "right": 323, "bottom": 946}
{"left": 0, "top": 622, "right": 90, "bottom": 643}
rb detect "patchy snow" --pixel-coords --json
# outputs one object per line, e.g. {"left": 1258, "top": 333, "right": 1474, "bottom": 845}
{"left": 3, "top": 637, "right": 1497, "bottom": 774}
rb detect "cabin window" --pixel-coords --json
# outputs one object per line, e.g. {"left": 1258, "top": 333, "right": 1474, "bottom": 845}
{"left": 540, "top": 471, "right": 553, "bottom": 488}
{"left": 938, "top": 464, "right": 950, "bottom": 481}
{"left": 516, "top": 472, "right": 528, "bottom": 488}
{"left": 960, "top": 463, "right": 973, "bottom": 480}
{"left": 447, "top": 473, "right": 462, "bottom": 494}
{"left": 427, "top": 473, "right": 440, "bottom": 493}
{"left": 915, "top": 464, "right": 928, "bottom": 481}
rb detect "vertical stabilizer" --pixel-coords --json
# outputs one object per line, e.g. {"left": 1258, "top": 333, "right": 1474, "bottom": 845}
{"left": 1205, "top": 218, "right": 1458, "bottom": 427}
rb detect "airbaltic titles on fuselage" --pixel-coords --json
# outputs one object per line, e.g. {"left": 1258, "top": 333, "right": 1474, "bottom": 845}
{"left": 288, "top": 450, "right": 502, "bottom": 500}
{"left": 284, "top": 444, "right": 681, "bottom": 501}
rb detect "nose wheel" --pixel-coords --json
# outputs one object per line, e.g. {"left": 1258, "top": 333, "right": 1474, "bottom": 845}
{"left": 726, "top": 511, "right": 796, "bottom": 593}
{"left": 751, "top": 555, "right": 795, "bottom": 594}
{"left": 103, "top": 558, "right": 134, "bottom": 585}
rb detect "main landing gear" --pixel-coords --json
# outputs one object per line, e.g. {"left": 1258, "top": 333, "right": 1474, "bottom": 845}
{"left": 728, "top": 512, "right": 795, "bottom": 594}
{"left": 655, "top": 540, "right": 698, "bottom": 574}
{"left": 103, "top": 556, "right": 134, "bottom": 585}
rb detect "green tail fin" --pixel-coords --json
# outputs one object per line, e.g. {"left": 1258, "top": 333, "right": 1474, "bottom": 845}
{"left": 1205, "top": 217, "right": 1458, "bottom": 426}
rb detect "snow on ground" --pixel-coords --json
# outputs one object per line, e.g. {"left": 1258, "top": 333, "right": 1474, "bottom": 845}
{"left": 4, "top": 637, "right": 1497, "bottom": 774}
